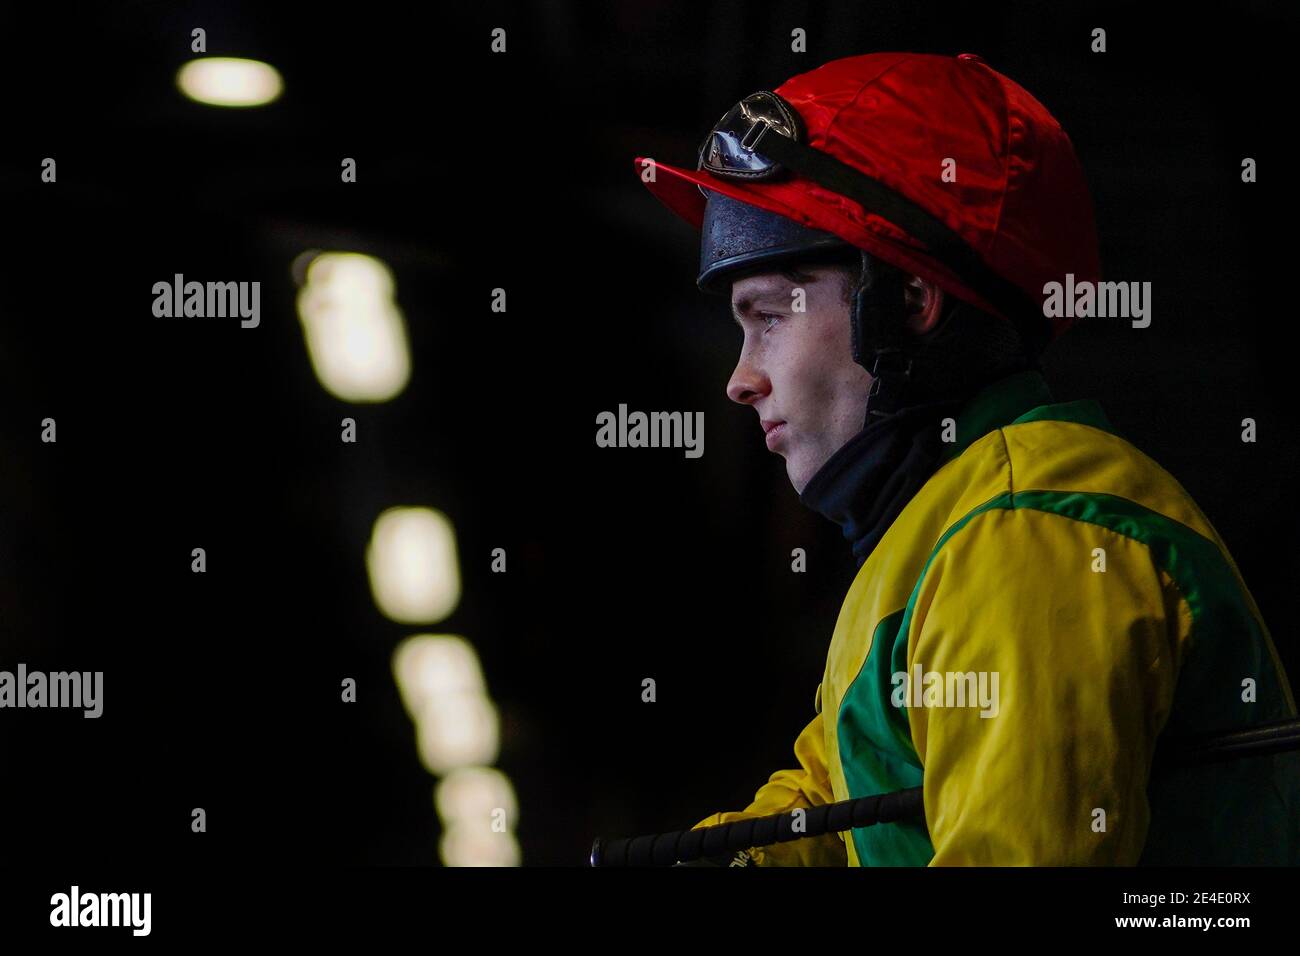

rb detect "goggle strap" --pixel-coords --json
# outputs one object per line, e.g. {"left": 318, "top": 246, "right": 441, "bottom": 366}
{"left": 752, "top": 129, "right": 1050, "bottom": 353}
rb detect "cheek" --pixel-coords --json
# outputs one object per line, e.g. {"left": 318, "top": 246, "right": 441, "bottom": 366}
{"left": 791, "top": 326, "right": 871, "bottom": 424}
{"left": 770, "top": 328, "right": 850, "bottom": 412}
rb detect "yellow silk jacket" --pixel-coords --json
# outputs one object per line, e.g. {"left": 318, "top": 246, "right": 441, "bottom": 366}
{"left": 693, "top": 370, "right": 1299, "bottom": 865}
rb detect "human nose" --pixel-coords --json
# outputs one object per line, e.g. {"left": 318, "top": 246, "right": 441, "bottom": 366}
{"left": 725, "top": 346, "right": 770, "bottom": 406}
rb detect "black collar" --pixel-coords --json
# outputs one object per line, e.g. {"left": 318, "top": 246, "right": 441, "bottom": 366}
{"left": 798, "top": 397, "right": 966, "bottom": 568}
{"left": 798, "top": 370, "right": 1056, "bottom": 567}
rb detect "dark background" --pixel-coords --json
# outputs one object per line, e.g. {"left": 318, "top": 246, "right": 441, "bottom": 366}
{"left": 0, "top": 0, "right": 1295, "bottom": 867}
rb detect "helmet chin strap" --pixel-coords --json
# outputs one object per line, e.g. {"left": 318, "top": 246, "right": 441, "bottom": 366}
{"left": 848, "top": 250, "right": 916, "bottom": 426}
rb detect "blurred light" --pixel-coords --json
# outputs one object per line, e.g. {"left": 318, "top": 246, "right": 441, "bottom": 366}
{"left": 393, "top": 634, "right": 484, "bottom": 718}
{"left": 367, "top": 508, "right": 461, "bottom": 623}
{"left": 435, "top": 767, "right": 518, "bottom": 830}
{"left": 414, "top": 691, "right": 500, "bottom": 774}
{"left": 296, "top": 252, "right": 410, "bottom": 403}
{"left": 176, "top": 57, "right": 283, "bottom": 107}
{"left": 393, "top": 635, "right": 499, "bottom": 774}
{"left": 439, "top": 824, "right": 521, "bottom": 867}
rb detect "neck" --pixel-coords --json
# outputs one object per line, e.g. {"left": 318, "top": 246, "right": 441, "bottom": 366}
{"left": 798, "top": 368, "right": 1056, "bottom": 566}
{"left": 798, "top": 396, "right": 967, "bottom": 567}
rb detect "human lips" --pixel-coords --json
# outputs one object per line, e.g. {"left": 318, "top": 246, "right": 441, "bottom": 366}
{"left": 761, "top": 419, "right": 787, "bottom": 449}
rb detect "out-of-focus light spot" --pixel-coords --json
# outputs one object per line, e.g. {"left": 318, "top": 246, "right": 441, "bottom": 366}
{"left": 439, "top": 824, "right": 521, "bottom": 867}
{"left": 367, "top": 508, "right": 461, "bottom": 623}
{"left": 393, "top": 635, "right": 499, "bottom": 774}
{"left": 414, "top": 691, "right": 499, "bottom": 774}
{"left": 176, "top": 57, "right": 283, "bottom": 107}
{"left": 435, "top": 767, "right": 518, "bottom": 828}
{"left": 393, "top": 635, "right": 483, "bottom": 718}
{"left": 435, "top": 767, "right": 518, "bottom": 825}
{"left": 296, "top": 252, "right": 410, "bottom": 403}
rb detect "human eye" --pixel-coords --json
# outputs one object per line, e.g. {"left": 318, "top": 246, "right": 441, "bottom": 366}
{"left": 758, "top": 312, "right": 783, "bottom": 333}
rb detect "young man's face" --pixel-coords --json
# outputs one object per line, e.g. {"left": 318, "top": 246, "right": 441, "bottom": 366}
{"left": 726, "top": 265, "right": 875, "bottom": 494}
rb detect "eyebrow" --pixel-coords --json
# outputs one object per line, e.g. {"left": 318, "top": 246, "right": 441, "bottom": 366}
{"left": 731, "top": 282, "right": 794, "bottom": 325}
{"left": 731, "top": 265, "right": 831, "bottom": 324}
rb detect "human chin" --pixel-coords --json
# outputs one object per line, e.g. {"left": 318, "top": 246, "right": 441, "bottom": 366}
{"left": 784, "top": 446, "right": 818, "bottom": 494}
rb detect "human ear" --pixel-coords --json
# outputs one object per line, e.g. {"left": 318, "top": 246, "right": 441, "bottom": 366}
{"left": 903, "top": 275, "right": 946, "bottom": 335}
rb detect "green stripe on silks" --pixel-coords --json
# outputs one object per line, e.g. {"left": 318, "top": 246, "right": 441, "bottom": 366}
{"left": 1009, "top": 398, "right": 1120, "bottom": 435}
{"left": 837, "top": 488, "right": 1299, "bottom": 865}
{"left": 837, "top": 608, "right": 934, "bottom": 866}
{"left": 936, "top": 369, "right": 1058, "bottom": 466}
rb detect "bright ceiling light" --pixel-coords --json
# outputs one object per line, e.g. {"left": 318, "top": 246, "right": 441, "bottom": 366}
{"left": 439, "top": 824, "right": 520, "bottom": 867}
{"left": 367, "top": 508, "right": 461, "bottom": 624}
{"left": 392, "top": 635, "right": 500, "bottom": 774}
{"left": 176, "top": 57, "right": 283, "bottom": 107}
{"left": 296, "top": 252, "right": 411, "bottom": 403}
{"left": 435, "top": 767, "right": 518, "bottom": 829}
{"left": 393, "top": 635, "right": 484, "bottom": 719}
{"left": 414, "top": 693, "right": 500, "bottom": 775}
